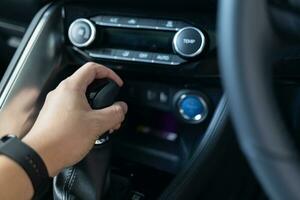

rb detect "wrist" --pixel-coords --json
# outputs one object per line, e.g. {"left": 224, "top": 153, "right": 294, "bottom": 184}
{"left": 0, "top": 134, "right": 50, "bottom": 199}
{"left": 22, "top": 132, "right": 60, "bottom": 177}
{"left": 0, "top": 155, "right": 34, "bottom": 199}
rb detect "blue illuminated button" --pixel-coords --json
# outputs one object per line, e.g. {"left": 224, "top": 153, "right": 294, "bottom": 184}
{"left": 178, "top": 94, "right": 208, "bottom": 123}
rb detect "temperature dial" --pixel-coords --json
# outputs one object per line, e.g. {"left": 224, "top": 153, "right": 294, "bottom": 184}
{"left": 68, "top": 18, "right": 96, "bottom": 47}
{"left": 173, "top": 27, "right": 206, "bottom": 59}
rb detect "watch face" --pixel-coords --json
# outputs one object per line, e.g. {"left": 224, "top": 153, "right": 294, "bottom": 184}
{"left": 0, "top": 134, "right": 16, "bottom": 142}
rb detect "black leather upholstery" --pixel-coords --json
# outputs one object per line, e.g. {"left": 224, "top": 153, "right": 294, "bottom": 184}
{"left": 53, "top": 142, "right": 111, "bottom": 200}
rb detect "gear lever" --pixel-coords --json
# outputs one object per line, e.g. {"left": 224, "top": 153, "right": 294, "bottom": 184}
{"left": 53, "top": 79, "right": 120, "bottom": 200}
{"left": 89, "top": 79, "right": 120, "bottom": 144}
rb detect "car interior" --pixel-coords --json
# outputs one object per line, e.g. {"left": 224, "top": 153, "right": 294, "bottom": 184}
{"left": 1, "top": 0, "right": 300, "bottom": 199}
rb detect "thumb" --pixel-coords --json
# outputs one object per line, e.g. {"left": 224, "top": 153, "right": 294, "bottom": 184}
{"left": 92, "top": 101, "right": 128, "bottom": 134}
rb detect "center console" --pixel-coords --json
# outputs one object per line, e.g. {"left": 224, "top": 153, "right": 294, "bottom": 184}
{"left": 64, "top": 1, "right": 218, "bottom": 159}
{"left": 62, "top": 4, "right": 220, "bottom": 199}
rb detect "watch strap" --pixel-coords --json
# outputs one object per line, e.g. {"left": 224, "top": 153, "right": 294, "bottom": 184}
{"left": 0, "top": 135, "right": 50, "bottom": 199}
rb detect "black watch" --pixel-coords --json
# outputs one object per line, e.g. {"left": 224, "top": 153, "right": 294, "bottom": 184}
{"left": 0, "top": 135, "right": 50, "bottom": 199}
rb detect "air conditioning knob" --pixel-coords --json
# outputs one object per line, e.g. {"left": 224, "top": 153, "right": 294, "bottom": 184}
{"left": 68, "top": 18, "right": 96, "bottom": 47}
{"left": 172, "top": 27, "right": 206, "bottom": 59}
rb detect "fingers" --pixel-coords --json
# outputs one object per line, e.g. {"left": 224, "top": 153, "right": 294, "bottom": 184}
{"left": 109, "top": 124, "right": 121, "bottom": 134}
{"left": 93, "top": 101, "right": 128, "bottom": 134}
{"left": 68, "top": 62, "right": 123, "bottom": 92}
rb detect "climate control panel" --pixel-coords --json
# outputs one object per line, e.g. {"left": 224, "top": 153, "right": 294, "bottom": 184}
{"left": 67, "top": 15, "right": 208, "bottom": 66}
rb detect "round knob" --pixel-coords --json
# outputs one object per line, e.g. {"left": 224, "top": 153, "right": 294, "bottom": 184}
{"left": 172, "top": 27, "right": 206, "bottom": 59}
{"left": 176, "top": 93, "right": 208, "bottom": 123}
{"left": 68, "top": 18, "right": 96, "bottom": 47}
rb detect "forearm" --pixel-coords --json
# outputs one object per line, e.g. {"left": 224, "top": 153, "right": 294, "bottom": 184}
{"left": 0, "top": 155, "right": 33, "bottom": 200}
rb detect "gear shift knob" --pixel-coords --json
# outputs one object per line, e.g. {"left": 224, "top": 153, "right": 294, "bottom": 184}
{"left": 90, "top": 80, "right": 120, "bottom": 109}
{"left": 88, "top": 79, "right": 120, "bottom": 145}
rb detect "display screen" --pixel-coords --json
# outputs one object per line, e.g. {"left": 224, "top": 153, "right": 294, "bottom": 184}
{"left": 98, "top": 27, "right": 175, "bottom": 53}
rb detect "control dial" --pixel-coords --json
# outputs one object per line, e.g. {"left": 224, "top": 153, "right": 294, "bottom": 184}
{"left": 172, "top": 27, "right": 206, "bottom": 59}
{"left": 176, "top": 92, "right": 208, "bottom": 123}
{"left": 68, "top": 18, "right": 96, "bottom": 47}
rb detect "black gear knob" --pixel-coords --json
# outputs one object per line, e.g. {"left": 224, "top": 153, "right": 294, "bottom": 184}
{"left": 91, "top": 80, "right": 120, "bottom": 109}
{"left": 87, "top": 79, "right": 120, "bottom": 145}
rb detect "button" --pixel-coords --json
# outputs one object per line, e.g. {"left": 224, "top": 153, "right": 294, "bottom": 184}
{"left": 146, "top": 89, "right": 158, "bottom": 101}
{"left": 173, "top": 27, "right": 206, "bottom": 58}
{"left": 134, "top": 51, "right": 153, "bottom": 62}
{"left": 177, "top": 94, "right": 208, "bottom": 123}
{"left": 157, "top": 20, "right": 178, "bottom": 30}
{"left": 68, "top": 18, "right": 96, "bottom": 47}
{"left": 145, "top": 87, "right": 171, "bottom": 110}
{"left": 153, "top": 53, "right": 172, "bottom": 64}
{"left": 120, "top": 17, "right": 139, "bottom": 27}
{"left": 158, "top": 90, "right": 169, "bottom": 104}
{"left": 87, "top": 48, "right": 116, "bottom": 59}
{"left": 101, "top": 16, "right": 121, "bottom": 25}
{"left": 115, "top": 50, "right": 135, "bottom": 60}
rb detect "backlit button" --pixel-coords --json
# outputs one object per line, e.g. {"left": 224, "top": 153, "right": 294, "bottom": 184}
{"left": 120, "top": 17, "right": 139, "bottom": 27}
{"left": 87, "top": 48, "right": 116, "bottom": 59}
{"left": 134, "top": 52, "right": 153, "bottom": 62}
{"left": 177, "top": 94, "right": 209, "bottom": 123}
{"left": 158, "top": 90, "right": 169, "bottom": 104}
{"left": 101, "top": 16, "right": 121, "bottom": 25}
{"left": 115, "top": 50, "right": 135, "bottom": 60}
{"left": 153, "top": 53, "right": 172, "bottom": 64}
{"left": 146, "top": 89, "right": 157, "bottom": 101}
{"left": 157, "top": 20, "right": 178, "bottom": 30}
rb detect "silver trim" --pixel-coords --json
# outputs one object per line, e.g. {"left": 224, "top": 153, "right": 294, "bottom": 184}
{"left": 173, "top": 26, "right": 206, "bottom": 58}
{"left": 68, "top": 18, "right": 96, "bottom": 47}
{"left": 94, "top": 21, "right": 179, "bottom": 31}
{"left": 91, "top": 16, "right": 182, "bottom": 31}
{"left": 177, "top": 94, "right": 209, "bottom": 123}
{"left": 0, "top": 16, "right": 48, "bottom": 107}
{"left": 88, "top": 50, "right": 184, "bottom": 66}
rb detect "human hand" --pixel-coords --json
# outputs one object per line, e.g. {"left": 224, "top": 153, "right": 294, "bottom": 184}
{"left": 22, "top": 62, "right": 128, "bottom": 177}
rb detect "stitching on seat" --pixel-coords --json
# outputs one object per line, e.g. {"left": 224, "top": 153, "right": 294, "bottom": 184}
{"left": 67, "top": 168, "right": 76, "bottom": 200}
{"left": 63, "top": 167, "right": 75, "bottom": 200}
{"left": 68, "top": 167, "right": 78, "bottom": 198}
